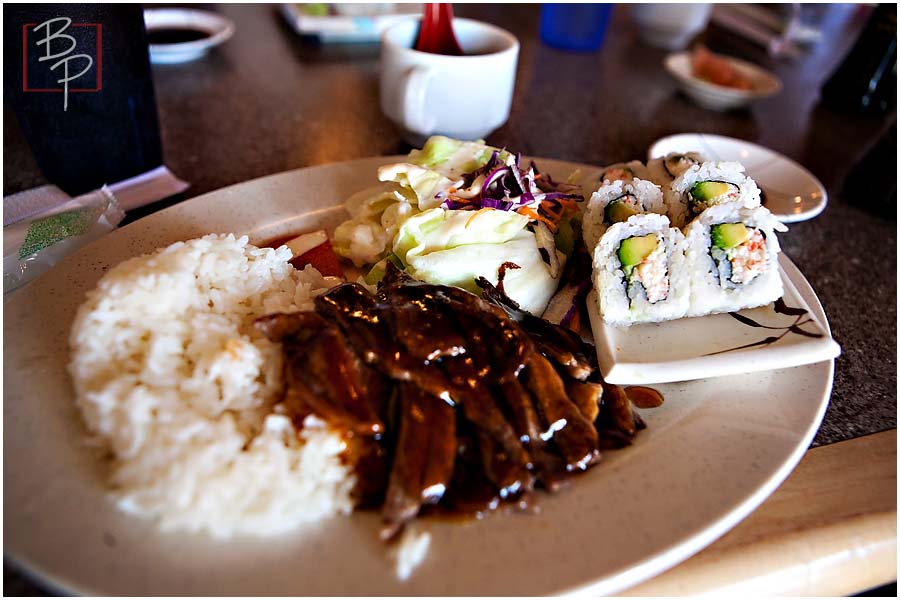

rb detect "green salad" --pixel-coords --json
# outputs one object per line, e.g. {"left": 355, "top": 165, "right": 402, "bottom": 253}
{"left": 333, "top": 136, "right": 583, "bottom": 315}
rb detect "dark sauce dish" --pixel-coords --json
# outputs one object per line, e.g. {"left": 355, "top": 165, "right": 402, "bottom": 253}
{"left": 147, "top": 27, "right": 212, "bottom": 45}
{"left": 143, "top": 8, "right": 235, "bottom": 64}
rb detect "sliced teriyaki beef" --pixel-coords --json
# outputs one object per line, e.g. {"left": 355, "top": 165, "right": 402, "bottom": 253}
{"left": 476, "top": 276, "right": 596, "bottom": 381}
{"left": 595, "top": 381, "right": 647, "bottom": 450}
{"left": 384, "top": 270, "right": 529, "bottom": 382}
{"left": 564, "top": 378, "right": 603, "bottom": 423}
{"left": 314, "top": 282, "right": 391, "bottom": 364}
{"left": 391, "top": 294, "right": 468, "bottom": 363}
{"left": 419, "top": 395, "right": 458, "bottom": 505}
{"left": 495, "top": 379, "right": 568, "bottom": 492}
{"left": 256, "top": 312, "right": 383, "bottom": 436}
{"left": 475, "top": 429, "right": 535, "bottom": 502}
{"left": 441, "top": 363, "right": 533, "bottom": 476}
{"left": 316, "top": 283, "right": 461, "bottom": 399}
{"left": 258, "top": 263, "right": 659, "bottom": 540}
{"left": 435, "top": 421, "right": 504, "bottom": 516}
{"left": 381, "top": 383, "right": 457, "bottom": 540}
{"left": 521, "top": 352, "right": 599, "bottom": 472}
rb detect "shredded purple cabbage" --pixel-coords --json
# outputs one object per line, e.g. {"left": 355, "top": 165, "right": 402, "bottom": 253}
{"left": 439, "top": 151, "right": 585, "bottom": 224}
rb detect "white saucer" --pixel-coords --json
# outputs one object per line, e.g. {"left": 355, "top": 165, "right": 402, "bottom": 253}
{"left": 648, "top": 133, "right": 828, "bottom": 223}
{"left": 664, "top": 51, "right": 782, "bottom": 112}
{"left": 144, "top": 9, "right": 235, "bottom": 65}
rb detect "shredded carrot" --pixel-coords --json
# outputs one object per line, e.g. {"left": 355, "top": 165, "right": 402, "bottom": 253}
{"left": 517, "top": 206, "right": 558, "bottom": 232}
{"left": 465, "top": 207, "right": 493, "bottom": 228}
{"left": 540, "top": 200, "right": 563, "bottom": 216}
{"left": 541, "top": 206, "right": 563, "bottom": 222}
{"left": 557, "top": 197, "right": 579, "bottom": 211}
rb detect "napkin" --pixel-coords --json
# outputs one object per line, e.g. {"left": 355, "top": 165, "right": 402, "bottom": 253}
{"left": 3, "top": 166, "right": 189, "bottom": 295}
{"left": 3, "top": 165, "right": 189, "bottom": 227}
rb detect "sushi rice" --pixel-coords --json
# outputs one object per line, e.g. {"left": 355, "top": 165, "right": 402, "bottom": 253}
{"left": 646, "top": 151, "right": 706, "bottom": 187}
{"left": 669, "top": 161, "right": 762, "bottom": 227}
{"left": 683, "top": 203, "right": 788, "bottom": 317}
{"left": 598, "top": 159, "right": 652, "bottom": 184}
{"left": 593, "top": 213, "right": 690, "bottom": 327}
{"left": 582, "top": 178, "right": 666, "bottom": 252}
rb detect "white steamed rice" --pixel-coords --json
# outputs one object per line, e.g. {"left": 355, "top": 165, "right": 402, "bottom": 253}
{"left": 68, "top": 233, "right": 356, "bottom": 537}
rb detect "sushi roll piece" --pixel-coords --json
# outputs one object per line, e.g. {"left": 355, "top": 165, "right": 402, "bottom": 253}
{"left": 593, "top": 213, "right": 690, "bottom": 327}
{"left": 582, "top": 178, "right": 666, "bottom": 252}
{"left": 646, "top": 151, "right": 707, "bottom": 187}
{"left": 598, "top": 160, "right": 652, "bottom": 185}
{"left": 669, "top": 161, "right": 762, "bottom": 227}
{"left": 683, "top": 203, "right": 788, "bottom": 317}
{"left": 647, "top": 152, "right": 708, "bottom": 230}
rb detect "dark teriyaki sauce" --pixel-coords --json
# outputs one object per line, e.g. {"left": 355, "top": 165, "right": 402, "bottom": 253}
{"left": 147, "top": 28, "right": 210, "bottom": 45}
{"left": 625, "top": 386, "right": 665, "bottom": 409}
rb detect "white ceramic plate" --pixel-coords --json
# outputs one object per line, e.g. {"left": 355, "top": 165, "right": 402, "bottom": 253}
{"left": 664, "top": 51, "right": 782, "bottom": 111}
{"left": 587, "top": 255, "right": 841, "bottom": 385}
{"left": 649, "top": 133, "right": 829, "bottom": 223}
{"left": 4, "top": 157, "right": 833, "bottom": 596}
{"left": 144, "top": 8, "right": 235, "bottom": 64}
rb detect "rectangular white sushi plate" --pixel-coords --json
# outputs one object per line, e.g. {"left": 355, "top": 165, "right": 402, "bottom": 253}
{"left": 587, "top": 255, "right": 841, "bottom": 385}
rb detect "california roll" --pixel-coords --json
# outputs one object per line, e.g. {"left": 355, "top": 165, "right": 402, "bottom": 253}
{"left": 598, "top": 160, "right": 652, "bottom": 184}
{"left": 593, "top": 213, "right": 690, "bottom": 327}
{"left": 670, "top": 161, "right": 761, "bottom": 227}
{"left": 683, "top": 203, "right": 787, "bottom": 317}
{"left": 582, "top": 178, "right": 666, "bottom": 251}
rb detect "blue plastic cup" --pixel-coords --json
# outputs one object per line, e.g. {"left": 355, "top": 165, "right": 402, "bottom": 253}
{"left": 540, "top": 4, "right": 613, "bottom": 51}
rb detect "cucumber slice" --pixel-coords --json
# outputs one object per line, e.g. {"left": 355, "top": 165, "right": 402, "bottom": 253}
{"left": 618, "top": 234, "right": 658, "bottom": 275}
{"left": 689, "top": 180, "right": 737, "bottom": 205}
{"left": 605, "top": 198, "right": 639, "bottom": 224}
{"left": 710, "top": 223, "right": 750, "bottom": 249}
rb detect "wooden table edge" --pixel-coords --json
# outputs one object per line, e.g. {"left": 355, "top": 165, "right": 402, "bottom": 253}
{"left": 621, "top": 429, "right": 897, "bottom": 596}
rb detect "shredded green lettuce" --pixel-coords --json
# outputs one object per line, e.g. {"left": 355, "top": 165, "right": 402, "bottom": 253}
{"left": 408, "top": 136, "right": 463, "bottom": 168}
{"left": 393, "top": 208, "right": 528, "bottom": 265}
{"left": 334, "top": 135, "right": 569, "bottom": 314}
{"left": 403, "top": 230, "right": 563, "bottom": 315}
{"left": 377, "top": 163, "right": 451, "bottom": 208}
{"left": 377, "top": 137, "right": 506, "bottom": 208}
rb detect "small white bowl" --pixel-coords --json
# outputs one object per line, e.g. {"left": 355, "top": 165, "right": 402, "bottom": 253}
{"left": 664, "top": 51, "right": 782, "bottom": 111}
{"left": 144, "top": 9, "right": 235, "bottom": 65}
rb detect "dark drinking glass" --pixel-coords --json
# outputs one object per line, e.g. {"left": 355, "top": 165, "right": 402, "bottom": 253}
{"left": 3, "top": 4, "right": 163, "bottom": 196}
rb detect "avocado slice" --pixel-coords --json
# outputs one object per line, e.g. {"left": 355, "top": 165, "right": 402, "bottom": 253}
{"left": 617, "top": 234, "right": 658, "bottom": 275}
{"left": 689, "top": 180, "right": 736, "bottom": 205}
{"left": 605, "top": 198, "right": 639, "bottom": 223}
{"left": 711, "top": 223, "right": 751, "bottom": 250}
